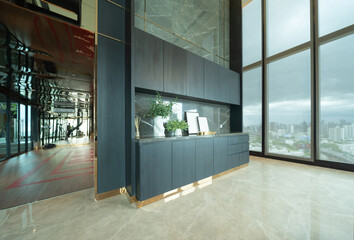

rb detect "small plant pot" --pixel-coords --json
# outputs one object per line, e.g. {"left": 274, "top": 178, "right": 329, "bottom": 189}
{"left": 175, "top": 129, "right": 182, "bottom": 136}
{"left": 165, "top": 130, "right": 175, "bottom": 137}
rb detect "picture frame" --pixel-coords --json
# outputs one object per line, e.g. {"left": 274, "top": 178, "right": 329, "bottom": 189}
{"left": 186, "top": 112, "right": 200, "bottom": 134}
{"left": 197, "top": 117, "right": 209, "bottom": 132}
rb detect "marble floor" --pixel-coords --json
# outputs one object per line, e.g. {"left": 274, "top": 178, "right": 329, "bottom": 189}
{"left": 1, "top": 156, "right": 354, "bottom": 240}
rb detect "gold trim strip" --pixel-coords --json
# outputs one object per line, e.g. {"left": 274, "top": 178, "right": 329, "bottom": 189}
{"left": 106, "top": 0, "right": 128, "bottom": 11}
{"left": 97, "top": 32, "right": 129, "bottom": 45}
{"left": 135, "top": 163, "right": 249, "bottom": 208}
{"left": 135, "top": 14, "right": 229, "bottom": 63}
{"left": 95, "top": 187, "right": 127, "bottom": 201}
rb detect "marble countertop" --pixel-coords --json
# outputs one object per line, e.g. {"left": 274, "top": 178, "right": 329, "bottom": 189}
{"left": 135, "top": 132, "right": 248, "bottom": 144}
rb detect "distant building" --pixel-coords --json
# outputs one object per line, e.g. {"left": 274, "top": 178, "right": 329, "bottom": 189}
{"left": 329, "top": 126, "right": 345, "bottom": 142}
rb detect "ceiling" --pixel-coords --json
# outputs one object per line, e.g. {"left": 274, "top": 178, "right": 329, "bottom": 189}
{"left": 0, "top": 0, "right": 94, "bottom": 116}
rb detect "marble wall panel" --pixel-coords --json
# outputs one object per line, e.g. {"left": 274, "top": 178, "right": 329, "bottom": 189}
{"left": 134, "top": 0, "right": 229, "bottom": 68}
{"left": 135, "top": 92, "right": 230, "bottom": 137}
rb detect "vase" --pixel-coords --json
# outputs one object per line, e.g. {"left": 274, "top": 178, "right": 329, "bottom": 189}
{"left": 154, "top": 116, "right": 166, "bottom": 137}
{"left": 175, "top": 129, "right": 182, "bottom": 136}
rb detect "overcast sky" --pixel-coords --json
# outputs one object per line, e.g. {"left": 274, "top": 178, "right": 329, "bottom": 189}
{"left": 242, "top": 0, "right": 354, "bottom": 126}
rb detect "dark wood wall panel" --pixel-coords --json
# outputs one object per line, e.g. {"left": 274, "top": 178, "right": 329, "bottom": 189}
{"left": 98, "top": 0, "right": 126, "bottom": 41}
{"left": 186, "top": 52, "right": 204, "bottom": 98}
{"left": 163, "top": 42, "right": 187, "bottom": 95}
{"left": 96, "top": 36, "right": 126, "bottom": 194}
{"left": 134, "top": 29, "right": 164, "bottom": 91}
{"left": 203, "top": 59, "right": 219, "bottom": 101}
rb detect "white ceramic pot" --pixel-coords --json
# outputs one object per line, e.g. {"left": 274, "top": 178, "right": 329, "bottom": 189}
{"left": 154, "top": 116, "right": 166, "bottom": 137}
{"left": 175, "top": 129, "right": 182, "bottom": 136}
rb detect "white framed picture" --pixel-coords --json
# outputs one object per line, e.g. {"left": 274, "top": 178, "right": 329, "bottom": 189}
{"left": 197, "top": 117, "right": 209, "bottom": 132}
{"left": 186, "top": 112, "right": 200, "bottom": 134}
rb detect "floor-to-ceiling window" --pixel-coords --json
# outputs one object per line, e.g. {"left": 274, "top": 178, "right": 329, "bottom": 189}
{"left": 242, "top": 0, "right": 354, "bottom": 169}
{"left": 317, "top": 0, "right": 354, "bottom": 165}
{"left": 10, "top": 101, "right": 19, "bottom": 157}
{"left": 27, "top": 105, "right": 32, "bottom": 150}
{"left": 0, "top": 95, "right": 7, "bottom": 160}
{"left": 266, "top": 0, "right": 311, "bottom": 160}
{"left": 19, "top": 104, "right": 26, "bottom": 152}
{"left": 242, "top": 0, "right": 262, "bottom": 152}
{"left": 267, "top": 50, "right": 311, "bottom": 158}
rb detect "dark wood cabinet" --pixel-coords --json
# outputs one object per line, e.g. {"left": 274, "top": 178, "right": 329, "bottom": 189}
{"left": 133, "top": 30, "right": 241, "bottom": 105}
{"left": 136, "top": 134, "right": 249, "bottom": 201}
{"left": 196, "top": 138, "right": 214, "bottom": 180}
{"left": 186, "top": 52, "right": 204, "bottom": 98}
{"left": 213, "top": 137, "right": 228, "bottom": 174}
{"left": 163, "top": 42, "right": 187, "bottom": 95}
{"left": 172, "top": 140, "right": 196, "bottom": 189}
{"left": 230, "top": 71, "right": 241, "bottom": 105}
{"left": 134, "top": 29, "right": 164, "bottom": 91}
{"left": 138, "top": 142, "right": 172, "bottom": 201}
{"left": 218, "top": 66, "right": 231, "bottom": 103}
{"left": 203, "top": 59, "right": 219, "bottom": 101}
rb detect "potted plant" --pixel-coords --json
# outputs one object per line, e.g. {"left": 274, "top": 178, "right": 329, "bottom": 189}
{"left": 165, "top": 120, "right": 188, "bottom": 137}
{"left": 148, "top": 92, "right": 175, "bottom": 137}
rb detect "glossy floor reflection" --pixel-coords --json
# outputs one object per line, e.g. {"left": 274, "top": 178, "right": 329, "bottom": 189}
{"left": 1, "top": 156, "right": 354, "bottom": 240}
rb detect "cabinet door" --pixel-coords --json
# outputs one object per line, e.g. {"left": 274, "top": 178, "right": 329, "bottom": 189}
{"left": 218, "top": 66, "right": 231, "bottom": 103}
{"left": 203, "top": 59, "right": 219, "bottom": 101}
{"left": 164, "top": 42, "right": 187, "bottom": 95}
{"left": 172, "top": 140, "right": 196, "bottom": 189}
{"left": 186, "top": 52, "right": 204, "bottom": 98}
{"left": 196, "top": 138, "right": 214, "bottom": 180}
{"left": 134, "top": 29, "right": 164, "bottom": 91}
{"left": 213, "top": 137, "right": 228, "bottom": 174}
{"left": 138, "top": 142, "right": 172, "bottom": 201}
{"left": 228, "top": 154, "right": 240, "bottom": 169}
{"left": 230, "top": 71, "right": 241, "bottom": 105}
{"left": 239, "top": 151, "right": 249, "bottom": 166}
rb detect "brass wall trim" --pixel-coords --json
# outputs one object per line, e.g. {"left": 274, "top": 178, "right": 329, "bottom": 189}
{"left": 135, "top": 13, "right": 229, "bottom": 63}
{"left": 95, "top": 187, "right": 127, "bottom": 201}
{"left": 106, "top": 0, "right": 128, "bottom": 11}
{"left": 97, "top": 32, "right": 129, "bottom": 45}
{"left": 135, "top": 163, "right": 249, "bottom": 208}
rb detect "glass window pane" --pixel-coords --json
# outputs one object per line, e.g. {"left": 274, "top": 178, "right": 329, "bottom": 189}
{"left": 243, "top": 67, "right": 262, "bottom": 152}
{"left": 242, "top": 0, "right": 262, "bottom": 66}
{"left": 20, "top": 104, "right": 26, "bottom": 152}
{"left": 10, "top": 101, "right": 19, "bottom": 156}
{"left": 318, "top": 0, "right": 354, "bottom": 37}
{"left": 267, "top": 50, "right": 311, "bottom": 158}
{"left": 0, "top": 95, "right": 7, "bottom": 160}
{"left": 319, "top": 34, "right": 354, "bottom": 164}
{"left": 28, "top": 106, "right": 32, "bottom": 149}
{"left": 267, "top": 0, "right": 310, "bottom": 56}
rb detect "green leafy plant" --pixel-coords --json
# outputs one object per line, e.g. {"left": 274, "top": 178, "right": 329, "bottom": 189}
{"left": 165, "top": 120, "right": 188, "bottom": 131}
{"left": 148, "top": 92, "right": 175, "bottom": 118}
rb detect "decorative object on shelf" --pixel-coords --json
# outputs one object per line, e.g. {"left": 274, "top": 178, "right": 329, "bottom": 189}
{"left": 197, "top": 117, "right": 209, "bottom": 132}
{"left": 197, "top": 131, "right": 216, "bottom": 136}
{"left": 135, "top": 116, "right": 141, "bottom": 138}
{"left": 165, "top": 120, "right": 188, "bottom": 136}
{"left": 186, "top": 111, "right": 200, "bottom": 134}
{"left": 148, "top": 92, "right": 175, "bottom": 137}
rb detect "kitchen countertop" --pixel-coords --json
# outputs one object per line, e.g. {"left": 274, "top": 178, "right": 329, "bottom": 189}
{"left": 135, "top": 132, "right": 248, "bottom": 144}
